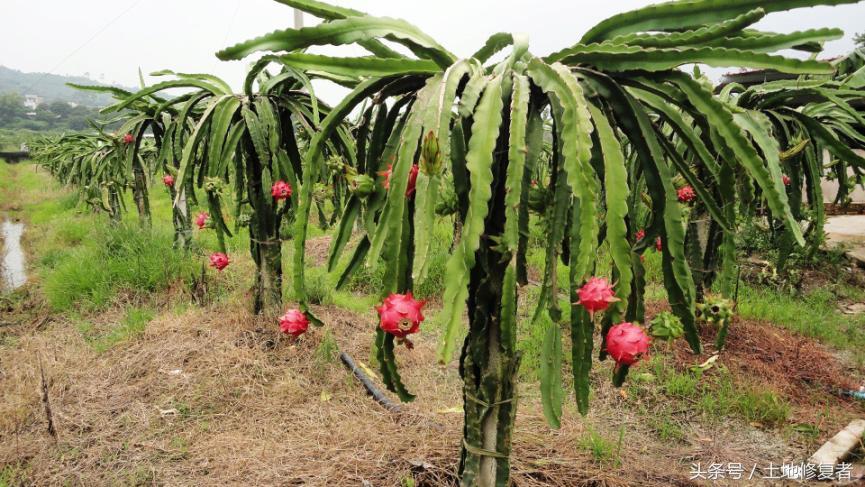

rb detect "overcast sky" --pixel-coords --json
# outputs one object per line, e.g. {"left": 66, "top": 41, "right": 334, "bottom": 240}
{"left": 2, "top": 0, "right": 864, "bottom": 102}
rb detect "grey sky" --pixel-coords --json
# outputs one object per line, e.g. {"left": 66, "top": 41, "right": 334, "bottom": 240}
{"left": 2, "top": 0, "right": 864, "bottom": 102}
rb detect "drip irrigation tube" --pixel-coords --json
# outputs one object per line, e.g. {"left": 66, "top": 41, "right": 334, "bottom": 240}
{"left": 339, "top": 351, "right": 401, "bottom": 413}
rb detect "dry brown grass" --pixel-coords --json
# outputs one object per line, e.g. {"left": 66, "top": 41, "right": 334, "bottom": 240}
{"left": 0, "top": 297, "right": 703, "bottom": 486}
{"left": 1, "top": 293, "right": 861, "bottom": 486}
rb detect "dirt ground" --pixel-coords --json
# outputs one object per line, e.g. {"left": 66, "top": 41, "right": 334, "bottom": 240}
{"left": 1, "top": 285, "right": 863, "bottom": 486}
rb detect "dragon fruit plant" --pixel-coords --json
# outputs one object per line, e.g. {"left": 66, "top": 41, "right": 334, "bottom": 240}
{"left": 66, "top": 81, "right": 198, "bottom": 244}
{"left": 114, "top": 68, "right": 353, "bottom": 315}
{"left": 211, "top": 0, "right": 853, "bottom": 484}
{"left": 30, "top": 129, "right": 147, "bottom": 225}
{"left": 713, "top": 51, "right": 865, "bottom": 276}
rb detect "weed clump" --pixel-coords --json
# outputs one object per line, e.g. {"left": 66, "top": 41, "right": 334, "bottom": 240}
{"left": 42, "top": 224, "right": 197, "bottom": 310}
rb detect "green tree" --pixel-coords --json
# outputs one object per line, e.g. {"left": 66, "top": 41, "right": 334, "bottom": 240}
{"left": 48, "top": 100, "right": 73, "bottom": 117}
{"left": 0, "top": 92, "right": 24, "bottom": 124}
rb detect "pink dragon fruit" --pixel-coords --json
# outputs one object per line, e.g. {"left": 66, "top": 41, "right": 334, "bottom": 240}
{"left": 377, "top": 292, "right": 426, "bottom": 342}
{"left": 606, "top": 322, "right": 651, "bottom": 366}
{"left": 576, "top": 277, "right": 619, "bottom": 315}
{"left": 279, "top": 309, "right": 310, "bottom": 338}
{"left": 209, "top": 252, "right": 230, "bottom": 272}
{"left": 380, "top": 164, "right": 420, "bottom": 197}
{"left": 195, "top": 212, "right": 209, "bottom": 230}
{"left": 677, "top": 185, "right": 696, "bottom": 203}
{"left": 634, "top": 229, "right": 646, "bottom": 241}
{"left": 162, "top": 175, "right": 175, "bottom": 188}
{"left": 271, "top": 180, "right": 292, "bottom": 200}
{"left": 122, "top": 133, "right": 134, "bottom": 145}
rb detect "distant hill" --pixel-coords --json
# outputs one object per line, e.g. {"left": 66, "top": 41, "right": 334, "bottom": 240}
{"left": 0, "top": 65, "right": 133, "bottom": 107}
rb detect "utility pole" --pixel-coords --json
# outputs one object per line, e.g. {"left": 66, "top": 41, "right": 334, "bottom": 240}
{"left": 294, "top": 9, "right": 304, "bottom": 29}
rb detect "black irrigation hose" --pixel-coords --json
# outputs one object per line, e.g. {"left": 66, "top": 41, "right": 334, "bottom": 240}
{"left": 339, "top": 351, "right": 402, "bottom": 413}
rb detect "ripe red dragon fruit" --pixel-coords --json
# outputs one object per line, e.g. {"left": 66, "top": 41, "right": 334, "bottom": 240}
{"left": 576, "top": 277, "right": 619, "bottom": 315}
{"left": 122, "top": 133, "right": 134, "bottom": 145}
{"left": 271, "top": 180, "right": 292, "bottom": 200}
{"left": 195, "top": 212, "right": 209, "bottom": 230}
{"left": 209, "top": 252, "right": 230, "bottom": 271}
{"left": 782, "top": 174, "right": 791, "bottom": 186}
{"left": 380, "top": 164, "right": 420, "bottom": 197}
{"left": 278, "top": 309, "right": 310, "bottom": 338}
{"left": 634, "top": 229, "right": 646, "bottom": 241}
{"left": 605, "top": 322, "right": 651, "bottom": 366}
{"left": 655, "top": 237, "right": 663, "bottom": 252}
{"left": 377, "top": 292, "right": 426, "bottom": 343}
{"left": 677, "top": 185, "right": 696, "bottom": 203}
{"left": 162, "top": 175, "right": 175, "bottom": 188}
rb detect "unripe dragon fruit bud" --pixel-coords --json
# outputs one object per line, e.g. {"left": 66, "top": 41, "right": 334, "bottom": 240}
{"left": 162, "top": 175, "right": 175, "bottom": 188}
{"left": 376, "top": 292, "right": 426, "bottom": 340}
{"left": 649, "top": 311, "right": 684, "bottom": 341}
{"left": 271, "top": 180, "right": 292, "bottom": 200}
{"left": 655, "top": 237, "right": 663, "bottom": 252}
{"left": 576, "top": 277, "right": 619, "bottom": 314}
{"left": 677, "top": 185, "right": 696, "bottom": 203}
{"left": 419, "top": 131, "right": 442, "bottom": 176}
{"left": 435, "top": 183, "right": 458, "bottom": 216}
{"left": 782, "top": 175, "right": 791, "bottom": 186}
{"left": 195, "top": 212, "right": 209, "bottom": 230}
{"left": 606, "top": 322, "right": 651, "bottom": 366}
{"left": 278, "top": 309, "right": 310, "bottom": 338}
{"left": 209, "top": 252, "right": 230, "bottom": 272}
{"left": 350, "top": 174, "right": 375, "bottom": 197}
{"left": 379, "top": 164, "right": 419, "bottom": 197}
{"left": 527, "top": 185, "right": 551, "bottom": 213}
{"left": 635, "top": 229, "right": 646, "bottom": 241}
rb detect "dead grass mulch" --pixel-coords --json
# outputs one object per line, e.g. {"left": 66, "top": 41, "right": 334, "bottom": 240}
{"left": 661, "top": 307, "right": 864, "bottom": 443}
{"left": 1, "top": 293, "right": 862, "bottom": 485}
{"left": 1, "top": 298, "right": 705, "bottom": 486}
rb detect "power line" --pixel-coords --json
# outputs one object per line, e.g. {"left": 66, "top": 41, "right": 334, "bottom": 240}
{"left": 209, "top": 0, "right": 243, "bottom": 74}
{"left": 24, "top": 0, "right": 144, "bottom": 94}
{"left": 46, "top": 0, "right": 145, "bottom": 77}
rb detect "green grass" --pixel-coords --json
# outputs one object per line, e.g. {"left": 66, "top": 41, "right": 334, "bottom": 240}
{"left": 578, "top": 426, "right": 624, "bottom": 465}
{"left": 632, "top": 355, "right": 791, "bottom": 432}
{"left": 696, "top": 371, "right": 790, "bottom": 428}
{"left": 76, "top": 306, "right": 154, "bottom": 353}
{"left": 736, "top": 282, "right": 865, "bottom": 364}
{"left": 0, "top": 463, "right": 29, "bottom": 487}
{"left": 42, "top": 224, "right": 198, "bottom": 311}
{"left": 315, "top": 329, "right": 339, "bottom": 366}
{"left": 0, "top": 163, "right": 247, "bottom": 311}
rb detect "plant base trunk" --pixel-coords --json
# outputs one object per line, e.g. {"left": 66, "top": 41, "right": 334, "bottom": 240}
{"left": 458, "top": 131, "right": 519, "bottom": 486}
{"left": 251, "top": 236, "right": 283, "bottom": 315}
{"left": 132, "top": 164, "right": 151, "bottom": 228}
{"left": 171, "top": 189, "right": 192, "bottom": 249}
{"left": 108, "top": 188, "right": 122, "bottom": 225}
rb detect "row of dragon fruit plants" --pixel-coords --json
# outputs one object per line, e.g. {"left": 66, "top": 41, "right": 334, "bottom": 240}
{"left": 30, "top": 0, "right": 865, "bottom": 484}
